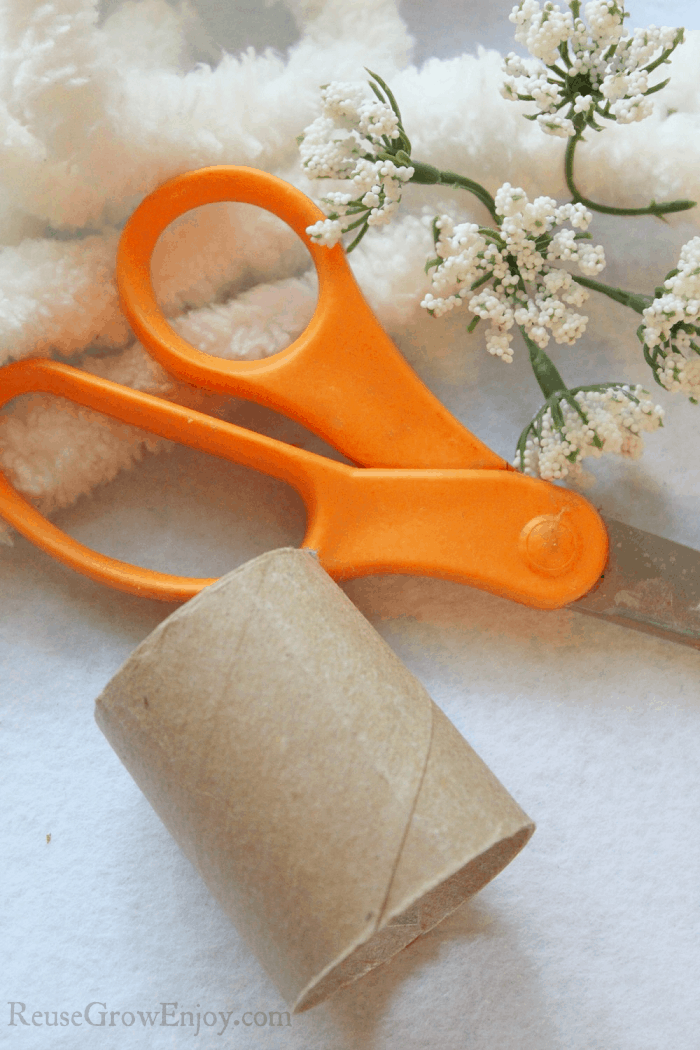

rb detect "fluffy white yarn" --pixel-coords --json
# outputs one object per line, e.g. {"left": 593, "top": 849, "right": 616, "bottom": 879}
{"left": 1, "top": 0, "right": 700, "bottom": 544}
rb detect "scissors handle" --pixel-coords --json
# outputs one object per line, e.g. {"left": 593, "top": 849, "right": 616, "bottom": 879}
{"left": 117, "top": 165, "right": 506, "bottom": 470}
{"left": 0, "top": 358, "right": 607, "bottom": 603}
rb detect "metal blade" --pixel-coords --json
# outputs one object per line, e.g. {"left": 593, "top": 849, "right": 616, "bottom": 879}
{"left": 570, "top": 516, "right": 700, "bottom": 651}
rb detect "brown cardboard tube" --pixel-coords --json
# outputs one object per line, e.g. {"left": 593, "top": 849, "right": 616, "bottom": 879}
{"left": 95, "top": 548, "right": 534, "bottom": 1011}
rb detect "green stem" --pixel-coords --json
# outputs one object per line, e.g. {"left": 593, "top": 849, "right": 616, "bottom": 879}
{"left": 521, "top": 328, "right": 568, "bottom": 399}
{"left": 408, "top": 159, "right": 498, "bottom": 221}
{"left": 572, "top": 274, "right": 652, "bottom": 315}
{"left": 565, "top": 134, "right": 696, "bottom": 218}
{"left": 643, "top": 30, "right": 684, "bottom": 75}
{"left": 345, "top": 221, "right": 370, "bottom": 253}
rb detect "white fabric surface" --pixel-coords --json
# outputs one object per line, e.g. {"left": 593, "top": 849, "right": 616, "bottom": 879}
{"left": 2, "top": 2, "right": 699, "bottom": 1048}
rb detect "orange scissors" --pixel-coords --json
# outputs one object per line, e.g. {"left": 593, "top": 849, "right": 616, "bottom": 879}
{"left": 0, "top": 166, "right": 608, "bottom": 607}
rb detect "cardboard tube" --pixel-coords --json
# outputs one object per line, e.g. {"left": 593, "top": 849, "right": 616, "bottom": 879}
{"left": 95, "top": 548, "right": 534, "bottom": 1011}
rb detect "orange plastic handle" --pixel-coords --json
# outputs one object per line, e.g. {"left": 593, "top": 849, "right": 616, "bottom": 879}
{"left": 0, "top": 358, "right": 608, "bottom": 605}
{"left": 116, "top": 165, "right": 506, "bottom": 470}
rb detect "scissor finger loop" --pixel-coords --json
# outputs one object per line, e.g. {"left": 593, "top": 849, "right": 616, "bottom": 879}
{"left": 117, "top": 165, "right": 505, "bottom": 470}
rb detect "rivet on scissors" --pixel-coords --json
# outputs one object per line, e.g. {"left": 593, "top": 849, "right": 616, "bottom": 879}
{"left": 519, "top": 514, "right": 580, "bottom": 576}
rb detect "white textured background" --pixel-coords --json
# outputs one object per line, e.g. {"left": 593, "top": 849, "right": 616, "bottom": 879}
{"left": 2, "top": 2, "right": 699, "bottom": 1049}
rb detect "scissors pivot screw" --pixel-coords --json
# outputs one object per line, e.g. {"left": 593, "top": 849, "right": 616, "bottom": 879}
{"left": 519, "top": 515, "right": 580, "bottom": 577}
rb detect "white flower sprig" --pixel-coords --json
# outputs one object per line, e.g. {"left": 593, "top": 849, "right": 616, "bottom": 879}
{"left": 639, "top": 237, "right": 700, "bottom": 403}
{"left": 502, "top": 1, "right": 684, "bottom": 138}
{"left": 514, "top": 381, "right": 664, "bottom": 481}
{"left": 300, "top": 72, "right": 415, "bottom": 251}
{"left": 421, "top": 184, "right": 605, "bottom": 363}
{"left": 501, "top": 2, "right": 694, "bottom": 221}
{"left": 297, "top": 2, "right": 696, "bottom": 483}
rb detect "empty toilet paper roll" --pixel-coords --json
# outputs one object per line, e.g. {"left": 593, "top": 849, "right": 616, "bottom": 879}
{"left": 95, "top": 548, "right": 534, "bottom": 1012}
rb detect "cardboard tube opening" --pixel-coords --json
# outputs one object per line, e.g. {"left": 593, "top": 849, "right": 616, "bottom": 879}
{"left": 95, "top": 548, "right": 534, "bottom": 1010}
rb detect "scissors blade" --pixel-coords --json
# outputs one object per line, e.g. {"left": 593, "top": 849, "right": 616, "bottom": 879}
{"left": 570, "top": 516, "right": 700, "bottom": 651}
